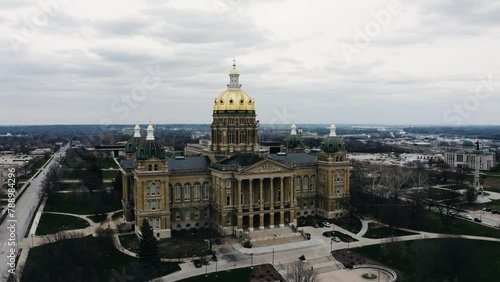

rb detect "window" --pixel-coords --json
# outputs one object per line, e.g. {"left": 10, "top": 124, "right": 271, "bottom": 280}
{"left": 185, "top": 210, "right": 191, "bottom": 221}
{"left": 154, "top": 164, "right": 158, "bottom": 171}
{"left": 295, "top": 176, "right": 301, "bottom": 192}
{"left": 193, "top": 182, "right": 201, "bottom": 201}
{"left": 336, "top": 184, "right": 343, "bottom": 195}
{"left": 226, "top": 180, "right": 231, "bottom": 188}
{"left": 320, "top": 173, "right": 325, "bottom": 182}
{"left": 229, "top": 118, "right": 234, "bottom": 125}
{"left": 226, "top": 195, "right": 231, "bottom": 206}
{"left": 239, "top": 131, "right": 245, "bottom": 143}
{"left": 149, "top": 218, "right": 160, "bottom": 229}
{"left": 320, "top": 184, "right": 325, "bottom": 194}
{"left": 148, "top": 164, "right": 152, "bottom": 171}
{"left": 336, "top": 171, "right": 344, "bottom": 182}
{"left": 229, "top": 131, "right": 234, "bottom": 143}
{"left": 155, "top": 218, "right": 160, "bottom": 229}
{"left": 184, "top": 183, "right": 191, "bottom": 201}
{"left": 310, "top": 175, "right": 316, "bottom": 191}
{"left": 176, "top": 210, "right": 181, "bottom": 220}
{"left": 203, "top": 182, "right": 210, "bottom": 200}
{"left": 195, "top": 209, "right": 200, "bottom": 219}
{"left": 302, "top": 176, "right": 308, "bottom": 192}
{"left": 174, "top": 183, "right": 181, "bottom": 202}
{"left": 149, "top": 182, "right": 158, "bottom": 196}
{"left": 218, "top": 131, "right": 222, "bottom": 144}
{"left": 147, "top": 199, "right": 161, "bottom": 210}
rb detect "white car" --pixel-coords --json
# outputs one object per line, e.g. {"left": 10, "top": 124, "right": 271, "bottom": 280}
{"left": 324, "top": 222, "right": 331, "bottom": 227}
{"left": 332, "top": 237, "right": 340, "bottom": 242}
{"left": 465, "top": 215, "right": 473, "bottom": 220}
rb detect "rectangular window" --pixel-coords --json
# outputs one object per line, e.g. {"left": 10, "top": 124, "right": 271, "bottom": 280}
{"left": 194, "top": 184, "right": 200, "bottom": 201}
{"left": 310, "top": 176, "right": 316, "bottom": 192}
{"left": 295, "top": 177, "right": 301, "bottom": 192}
{"left": 175, "top": 185, "right": 181, "bottom": 202}
{"left": 203, "top": 182, "right": 210, "bottom": 200}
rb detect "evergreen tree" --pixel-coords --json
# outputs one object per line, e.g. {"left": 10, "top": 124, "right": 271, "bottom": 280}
{"left": 138, "top": 219, "right": 160, "bottom": 269}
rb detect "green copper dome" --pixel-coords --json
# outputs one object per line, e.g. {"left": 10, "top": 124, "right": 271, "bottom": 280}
{"left": 284, "top": 123, "right": 304, "bottom": 149}
{"left": 135, "top": 123, "right": 165, "bottom": 160}
{"left": 321, "top": 121, "right": 345, "bottom": 153}
{"left": 125, "top": 137, "right": 144, "bottom": 154}
{"left": 462, "top": 140, "right": 474, "bottom": 147}
{"left": 136, "top": 139, "right": 166, "bottom": 160}
{"left": 321, "top": 136, "right": 345, "bottom": 153}
{"left": 284, "top": 134, "right": 304, "bottom": 148}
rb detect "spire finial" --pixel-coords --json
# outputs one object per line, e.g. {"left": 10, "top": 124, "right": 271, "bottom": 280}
{"left": 146, "top": 122, "right": 155, "bottom": 141}
{"left": 291, "top": 122, "right": 297, "bottom": 135}
{"left": 134, "top": 123, "right": 141, "bottom": 137}
{"left": 329, "top": 121, "right": 337, "bottom": 137}
{"left": 233, "top": 58, "right": 236, "bottom": 68}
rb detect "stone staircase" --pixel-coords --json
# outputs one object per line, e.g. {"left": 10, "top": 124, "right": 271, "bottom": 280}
{"left": 249, "top": 227, "right": 305, "bottom": 248}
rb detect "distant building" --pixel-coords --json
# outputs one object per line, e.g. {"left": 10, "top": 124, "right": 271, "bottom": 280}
{"left": 444, "top": 140, "right": 495, "bottom": 171}
{"left": 120, "top": 63, "right": 351, "bottom": 239}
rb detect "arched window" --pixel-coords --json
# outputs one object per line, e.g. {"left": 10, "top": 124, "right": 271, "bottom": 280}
{"left": 184, "top": 183, "right": 191, "bottom": 201}
{"left": 226, "top": 195, "right": 231, "bottom": 206}
{"left": 310, "top": 175, "right": 316, "bottom": 192}
{"left": 148, "top": 164, "right": 153, "bottom": 171}
{"left": 239, "top": 131, "right": 245, "bottom": 143}
{"left": 302, "top": 176, "right": 309, "bottom": 192}
{"left": 193, "top": 182, "right": 201, "bottom": 201}
{"left": 229, "top": 131, "right": 234, "bottom": 144}
{"left": 295, "top": 176, "right": 301, "bottom": 192}
{"left": 203, "top": 181, "right": 210, "bottom": 200}
{"left": 174, "top": 183, "right": 181, "bottom": 202}
{"left": 153, "top": 164, "right": 158, "bottom": 171}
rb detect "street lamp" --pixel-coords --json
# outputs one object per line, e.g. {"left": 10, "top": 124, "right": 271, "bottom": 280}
{"left": 272, "top": 248, "right": 275, "bottom": 265}
{"left": 215, "top": 259, "right": 218, "bottom": 277}
{"left": 250, "top": 253, "right": 254, "bottom": 269}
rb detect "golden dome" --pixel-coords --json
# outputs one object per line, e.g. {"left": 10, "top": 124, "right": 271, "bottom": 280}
{"left": 214, "top": 89, "right": 255, "bottom": 112}
{"left": 214, "top": 61, "right": 255, "bottom": 112}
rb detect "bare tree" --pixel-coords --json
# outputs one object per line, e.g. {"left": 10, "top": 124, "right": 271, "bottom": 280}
{"left": 38, "top": 164, "right": 62, "bottom": 199}
{"left": 465, "top": 185, "right": 478, "bottom": 204}
{"left": 435, "top": 202, "right": 459, "bottom": 232}
{"left": 287, "top": 261, "right": 320, "bottom": 282}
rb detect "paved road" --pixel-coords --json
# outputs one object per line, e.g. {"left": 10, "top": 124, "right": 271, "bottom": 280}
{"left": 0, "top": 145, "right": 68, "bottom": 279}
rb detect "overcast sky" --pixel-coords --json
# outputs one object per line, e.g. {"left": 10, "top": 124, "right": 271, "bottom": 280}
{"left": 1, "top": 0, "right": 499, "bottom": 126}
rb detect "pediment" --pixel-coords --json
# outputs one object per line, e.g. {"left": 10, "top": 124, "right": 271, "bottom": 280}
{"left": 242, "top": 159, "right": 291, "bottom": 173}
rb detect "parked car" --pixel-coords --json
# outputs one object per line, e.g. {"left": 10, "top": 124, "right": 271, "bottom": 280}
{"left": 323, "top": 222, "right": 331, "bottom": 227}
{"left": 332, "top": 237, "right": 341, "bottom": 242}
{"left": 318, "top": 222, "right": 325, "bottom": 228}
{"left": 474, "top": 218, "right": 482, "bottom": 223}
{"left": 193, "top": 260, "right": 202, "bottom": 268}
{"left": 484, "top": 207, "right": 492, "bottom": 212}
{"left": 465, "top": 215, "right": 473, "bottom": 220}
{"left": 492, "top": 209, "right": 499, "bottom": 214}
{"left": 312, "top": 222, "right": 319, "bottom": 228}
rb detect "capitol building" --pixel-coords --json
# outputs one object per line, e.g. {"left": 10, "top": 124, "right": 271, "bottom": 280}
{"left": 120, "top": 63, "right": 351, "bottom": 238}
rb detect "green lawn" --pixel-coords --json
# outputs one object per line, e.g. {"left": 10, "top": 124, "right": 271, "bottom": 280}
{"left": 362, "top": 223, "right": 418, "bottom": 239}
{"left": 44, "top": 191, "right": 122, "bottom": 215}
{"left": 101, "top": 158, "right": 119, "bottom": 169}
{"left": 102, "top": 170, "right": 119, "bottom": 181}
{"left": 333, "top": 216, "right": 363, "bottom": 234}
{"left": 353, "top": 239, "right": 500, "bottom": 282}
{"left": 177, "top": 267, "right": 253, "bottom": 282}
{"left": 428, "top": 188, "right": 461, "bottom": 201}
{"left": 88, "top": 214, "right": 108, "bottom": 223}
{"left": 35, "top": 213, "right": 90, "bottom": 235}
{"left": 120, "top": 229, "right": 221, "bottom": 259}
{"left": 411, "top": 210, "right": 500, "bottom": 238}
{"left": 461, "top": 199, "right": 500, "bottom": 211}
{"left": 21, "top": 236, "right": 180, "bottom": 282}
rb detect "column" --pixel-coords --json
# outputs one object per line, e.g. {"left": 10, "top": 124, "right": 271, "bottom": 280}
{"left": 249, "top": 214, "right": 254, "bottom": 231}
{"left": 249, "top": 179, "right": 253, "bottom": 211}
{"left": 279, "top": 211, "right": 285, "bottom": 228}
{"left": 259, "top": 213, "right": 264, "bottom": 230}
{"left": 270, "top": 212, "right": 275, "bottom": 229}
{"left": 237, "top": 215, "right": 243, "bottom": 230}
{"left": 237, "top": 179, "right": 242, "bottom": 212}
{"left": 259, "top": 178, "right": 264, "bottom": 209}
{"left": 270, "top": 177, "right": 274, "bottom": 210}
{"left": 280, "top": 177, "right": 284, "bottom": 209}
